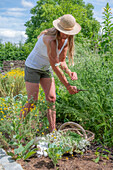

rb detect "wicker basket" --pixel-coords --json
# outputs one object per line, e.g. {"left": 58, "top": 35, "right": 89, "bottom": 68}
{"left": 59, "top": 122, "right": 95, "bottom": 142}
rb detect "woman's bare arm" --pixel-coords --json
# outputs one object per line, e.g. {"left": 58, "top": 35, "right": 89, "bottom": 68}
{"left": 48, "top": 40, "right": 70, "bottom": 88}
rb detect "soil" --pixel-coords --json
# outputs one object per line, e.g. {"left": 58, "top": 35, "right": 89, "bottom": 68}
{"left": 17, "top": 143, "right": 113, "bottom": 170}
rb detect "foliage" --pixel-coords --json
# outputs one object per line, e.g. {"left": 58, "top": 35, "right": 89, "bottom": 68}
{"left": 8, "top": 139, "right": 37, "bottom": 160}
{"left": 93, "top": 147, "right": 111, "bottom": 163}
{"left": 25, "top": 0, "right": 100, "bottom": 43}
{"left": 36, "top": 129, "right": 90, "bottom": 166}
{"left": 0, "top": 90, "right": 49, "bottom": 158}
{"left": 55, "top": 44, "right": 113, "bottom": 147}
{"left": 0, "top": 39, "right": 113, "bottom": 148}
{"left": 99, "top": 3, "right": 113, "bottom": 60}
{"left": 0, "top": 68, "right": 25, "bottom": 97}
{"left": 0, "top": 2, "right": 112, "bottom": 157}
{"left": 0, "top": 42, "right": 33, "bottom": 67}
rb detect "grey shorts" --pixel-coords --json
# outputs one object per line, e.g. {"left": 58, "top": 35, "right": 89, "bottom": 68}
{"left": 24, "top": 65, "right": 53, "bottom": 83}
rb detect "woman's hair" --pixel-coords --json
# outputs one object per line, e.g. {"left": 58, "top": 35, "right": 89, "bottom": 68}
{"left": 38, "top": 27, "right": 74, "bottom": 66}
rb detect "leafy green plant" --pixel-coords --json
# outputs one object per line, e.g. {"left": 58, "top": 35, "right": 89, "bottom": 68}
{"left": 47, "top": 143, "right": 63, "bottom": 167}
{"left": 0, "top": 41, "right": 33, "bottom": 66}
{"left": 55, "top": 50, "right": 113, "bottom": 147}
{"left": 99, "top": 2, "right": 113, "bottom": 60}
{"left": 0, "top": 68, "right": 25, "bottom": 97}
{"left": 8, "top": 139, "right": 38, "bottom": 160}
{"left": 36, "top": 130, "right": 90, "bottom": 167}
{"left": 93, "top": 147, "right": 111, "bottom": 163}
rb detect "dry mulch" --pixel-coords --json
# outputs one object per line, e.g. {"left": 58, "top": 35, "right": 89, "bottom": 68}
{"left": 17, "top": 143, "right": 113, "bottom": 170}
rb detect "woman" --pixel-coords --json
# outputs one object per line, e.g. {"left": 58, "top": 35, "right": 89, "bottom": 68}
{"left": 20, "top": 14, "right": 81, "bottom": 132}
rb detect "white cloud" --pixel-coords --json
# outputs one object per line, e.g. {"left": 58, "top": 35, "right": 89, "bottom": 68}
{"left": 0, "top": 16, "right": 25, "bottom": 30}
{"left": 2, "top": 11, "right": 24, "bottom": 17}
{"left": 21, "top": 0, "right": 34, "bottom": 8}
{"left": 1, "top": 8, "right": 26, "bottom": 17}
{"left": 0, "top": 15, "right": 27, "bottom": 44}
{"left": 8, "top": 8, "right": 26, "bottom": 12}
{"left": 84, "top": 0, "right": 113, "bottom": 6}
{"left": 0, "top": 28, "right": 27, "bottom": 38}
{"left": 0, "top": 28, "right": 27, "bottom": 44}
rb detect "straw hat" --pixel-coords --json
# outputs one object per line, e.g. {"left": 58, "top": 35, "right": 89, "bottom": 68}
{"left": 53, "top": 14, "right": 81, "bottom": 35}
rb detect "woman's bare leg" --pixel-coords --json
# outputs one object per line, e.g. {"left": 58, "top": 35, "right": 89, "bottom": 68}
{"left": 20, "top": 82, "right": 39, "bottom": 117}
{"left": 40, "top": 77, "right": 56, "bottom": 132}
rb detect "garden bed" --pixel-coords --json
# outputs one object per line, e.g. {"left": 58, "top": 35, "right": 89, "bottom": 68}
{"left": 17, "top": 142, "right": 113, "bottom": 170}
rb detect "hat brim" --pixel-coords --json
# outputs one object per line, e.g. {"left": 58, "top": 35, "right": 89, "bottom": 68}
{"left": 53, "top": 19, "right": 81, "bottom": 35}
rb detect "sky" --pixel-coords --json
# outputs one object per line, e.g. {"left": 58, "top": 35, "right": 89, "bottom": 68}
{"left": 0, "top": 0, "right": 113, "bottom": 44}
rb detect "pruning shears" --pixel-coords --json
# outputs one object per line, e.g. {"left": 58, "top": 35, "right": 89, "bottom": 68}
{"left": 77, "top": 89, "right": 88, "bottom": 92}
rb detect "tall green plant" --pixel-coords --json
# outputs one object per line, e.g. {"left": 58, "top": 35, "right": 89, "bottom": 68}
{"left": 55, "top": 44, "right": 113, "bottom": 147}
{"left": 99, "top": 3, "right": 113, "bottom": 60}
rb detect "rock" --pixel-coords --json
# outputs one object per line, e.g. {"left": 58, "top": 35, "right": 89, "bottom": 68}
{"left": 0, "top": 148, "right": 23, "bottom": 170}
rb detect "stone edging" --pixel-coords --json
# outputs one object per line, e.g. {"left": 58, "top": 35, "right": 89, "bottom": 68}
{"left": 0, "top": 148, "right": 23, "bottom": 170}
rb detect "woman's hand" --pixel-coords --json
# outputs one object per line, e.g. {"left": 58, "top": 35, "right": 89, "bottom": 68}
{"left": 70, "top": 72, "right": 78, "bottom": 80}
{"left": 67, "top": 85, "right": 78, "bottom": 94}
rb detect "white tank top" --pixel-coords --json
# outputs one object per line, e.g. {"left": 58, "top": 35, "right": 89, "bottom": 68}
{"left": 25, "top": 34, "right": 67, "bottom": 70}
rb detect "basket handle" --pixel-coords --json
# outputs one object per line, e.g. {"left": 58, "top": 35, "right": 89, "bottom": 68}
{"left": 59, "top": 122, "right": 87, "bottom": 139}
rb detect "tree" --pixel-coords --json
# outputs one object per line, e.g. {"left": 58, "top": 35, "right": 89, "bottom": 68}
{"left": 85, "top": 3, "right": 94, "bottom": 19}
{"left": 25, "top": 0, "right": 100, "bottom": 43}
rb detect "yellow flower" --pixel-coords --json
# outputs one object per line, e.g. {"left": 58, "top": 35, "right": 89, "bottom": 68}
{"left": 52, "top": 135, "right": 53, "bottom": 137}
{"left": 72, "top": 154, "right": 73, "bottom": 157}
{"left": 66, "top": 151, "right": 68, "bottom": 153}
{"left": 37, "top": 129, "right": 39, "bottom": 131}
{"left": 30, "top": 108, "right": 33, "bottom": 111}
{"left": 1, "top": 118, "right": 3, "bottom": 120}
{"left": 46, "top": 127, "right": 49, "bottom": 129}
{"left": 4, "top": 115, "right": 6, "bottom": 118}
{"left": 42, "top": 132, "right": 44, "bottom": 135}
{"left": 53, "top": 131, "right": 55, "bottom": 133}
{"left": 54, "top": 137, "right": 56, "bottom": 139}
{"left": 66, "top": 157, "right": 68, "bottom": 160}
{"left": 19, "top": 118, "right": 21, "bottom": 120}
{"left": 35, "top": 114, "right": 37, "bottom": 116}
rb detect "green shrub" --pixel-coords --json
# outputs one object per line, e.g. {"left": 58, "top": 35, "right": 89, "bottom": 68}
{"left": 55, "top": 49, "right": 113, "bottom": 147}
